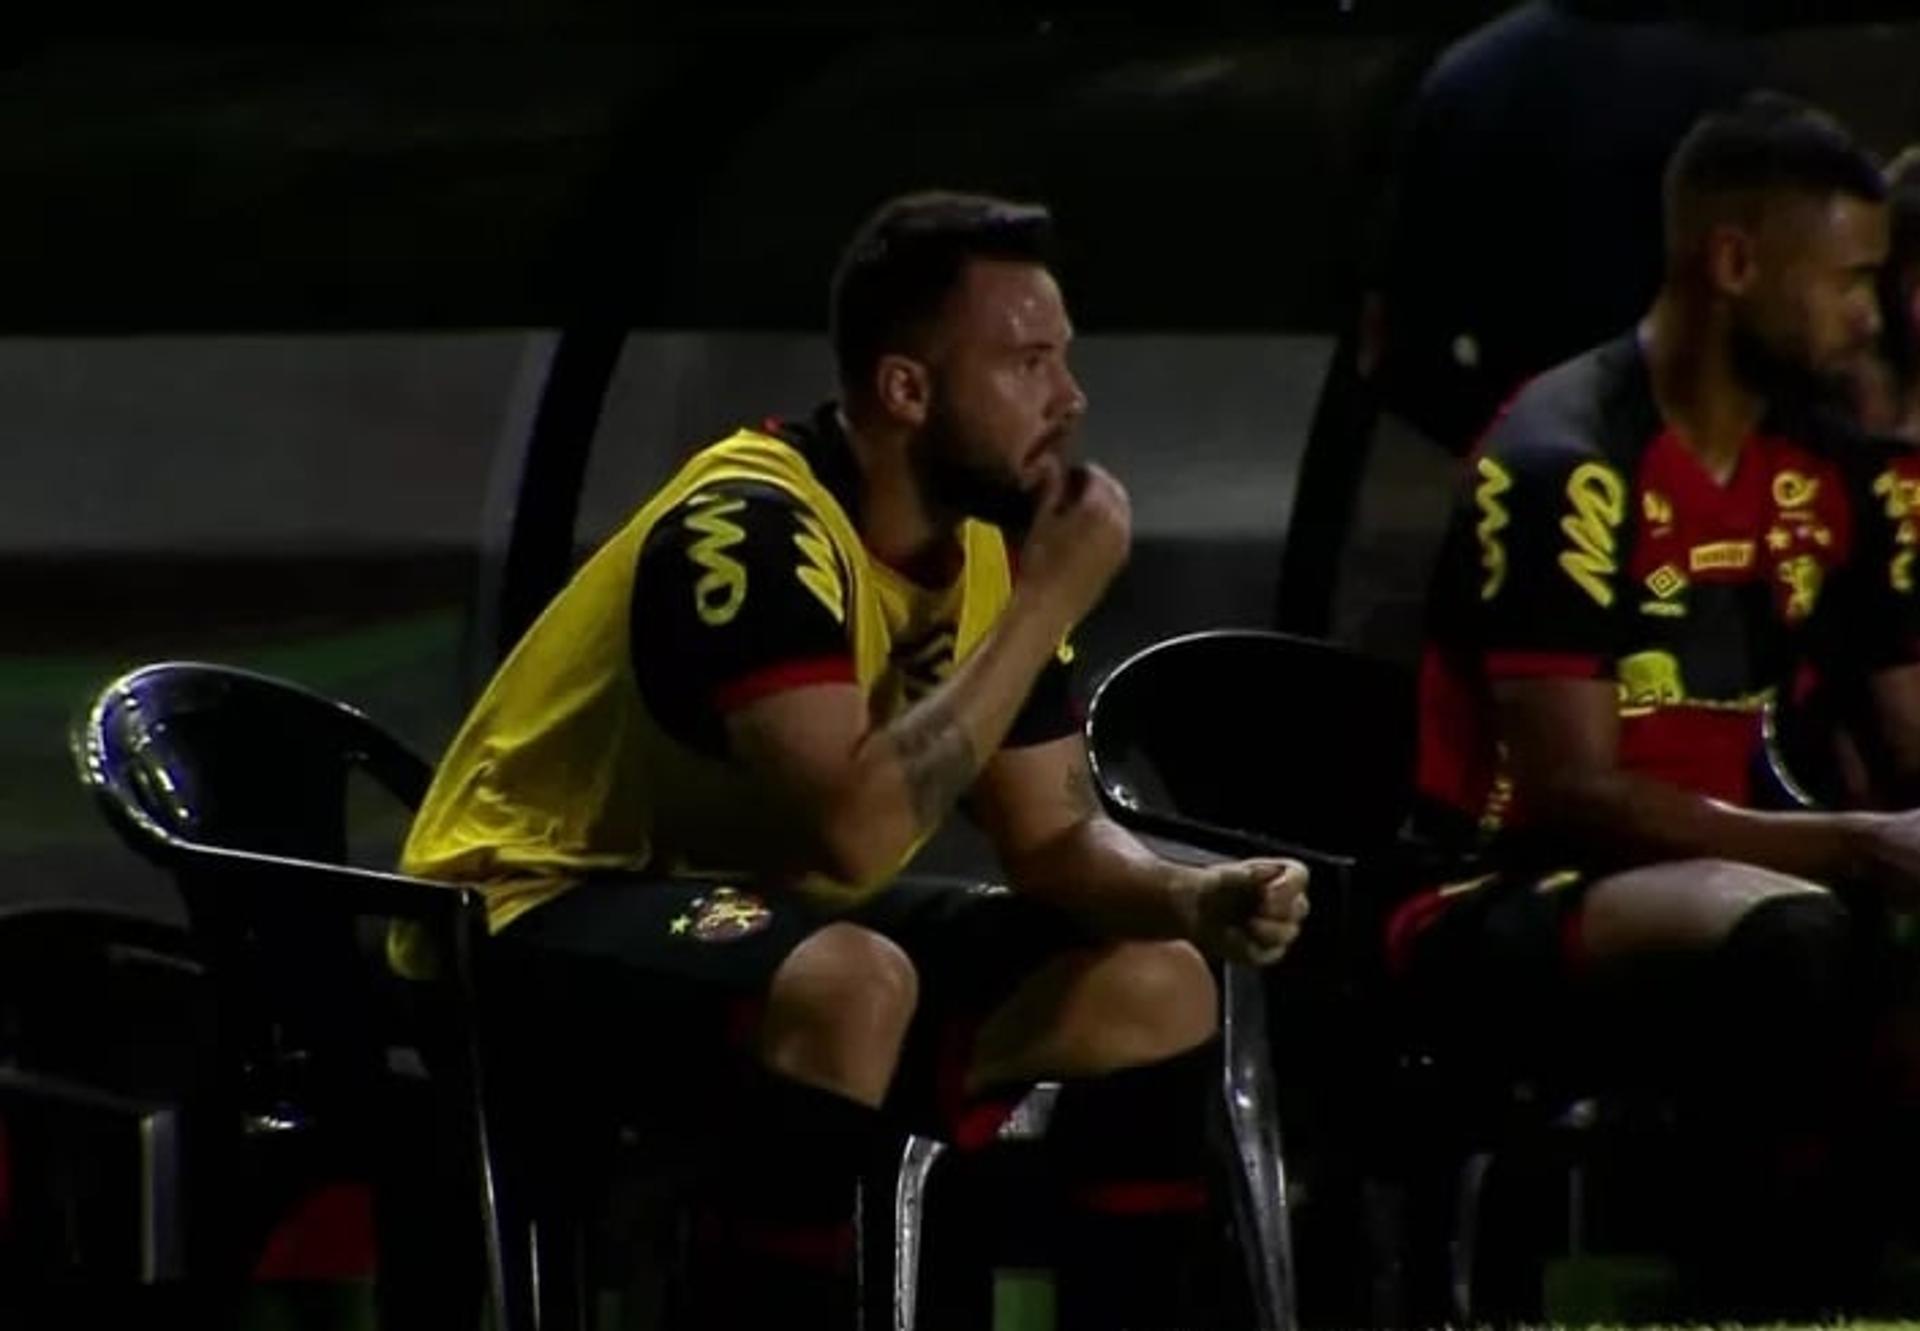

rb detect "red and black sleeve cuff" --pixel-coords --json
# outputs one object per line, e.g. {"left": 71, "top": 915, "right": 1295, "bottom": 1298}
{"left": 712, "top": 656, "right": 858, "bottom": 712}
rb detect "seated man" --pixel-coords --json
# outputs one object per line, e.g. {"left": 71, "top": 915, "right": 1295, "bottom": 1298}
{"left": 1387, "top": 94, "right": 1920, "bottom": 1310}
{"left": 400, "top": 191, "right": 1309, "bottom": 1327}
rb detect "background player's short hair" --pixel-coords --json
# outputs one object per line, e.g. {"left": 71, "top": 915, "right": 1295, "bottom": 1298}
{"left": 1663, "top": 92, "right": 1886, "bottom": 250}
{"left": 829, "top": 191, "right": 1055, "bottom": 398}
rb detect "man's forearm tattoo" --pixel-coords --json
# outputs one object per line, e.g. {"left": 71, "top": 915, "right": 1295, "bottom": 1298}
{"left": 889, "top": 698, "right": 979, "bottom": 830}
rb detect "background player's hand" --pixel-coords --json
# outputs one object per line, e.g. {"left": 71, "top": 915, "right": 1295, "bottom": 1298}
{"left": 1186, "top": 857, "right": 1310, "bottom": 966}
{"left": 1861, "top": 809, "right": 1920, "bottom": 907}
{"left": 1018, "top": 461, "right": 1131, "bottom": 630}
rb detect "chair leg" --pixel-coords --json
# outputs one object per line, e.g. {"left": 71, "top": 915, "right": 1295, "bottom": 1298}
{"left": 528, "top": 1215, "right": 590, "bottom": 1331}
{"left": 1219, "top": 963, "right": 1299, "bottom": 1331}
{"left": 470, "top": 1095, "right": 526, "bottom": 1331}
{"left": 441, "top": 1014, "right": 525, "bottom": 1331}
{"left": 138, "top": 1103, "right": 185, "bottom": 1283}
{"left": 1450, "top": 1149, "right": 1493, "bottom": 1326}
{"left": 890, "top": 1135, "right": 946, "bottom": 1331}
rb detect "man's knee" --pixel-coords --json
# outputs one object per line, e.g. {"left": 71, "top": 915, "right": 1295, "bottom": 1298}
{"left": 1583, "top": 858, "right": 1833, "bottom": 957}
{"left": 768, "top": 922, "right": 919, "bottom": 1037}
{"left": 1095, "top": 940, "right": 1219, "bottom": 1060}
{"left": 1717, "top": 888, "right": 1853, "bottom": 1005}
{"left": 760, "top": 923, "right": 919, "bottom": 1099}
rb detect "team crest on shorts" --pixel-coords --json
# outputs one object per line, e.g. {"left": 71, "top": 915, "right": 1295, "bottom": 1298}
{"left": 670, "top": 887, "right": 773, "bottom": 943}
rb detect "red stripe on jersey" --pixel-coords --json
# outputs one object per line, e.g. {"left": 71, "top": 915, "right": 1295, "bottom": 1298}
{"left": 1484, "top": 651, "right": 1608, "bottom": 679}
{"left": 713, "top": 656, "right": 856, "bottom": 711}
{"left": 1617, "top": 705, "right": 1760, "bottom": 806}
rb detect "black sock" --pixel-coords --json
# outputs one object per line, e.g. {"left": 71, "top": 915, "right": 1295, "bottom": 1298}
{"left": 686, "top": 1069, "right": 886, "bottom": 1330}
{"left": 1045, "top": 1042, "right": 1223, "bottom": 1331}
{"left": 1677, "top": 893, "right": 1869, "bottom": 1317}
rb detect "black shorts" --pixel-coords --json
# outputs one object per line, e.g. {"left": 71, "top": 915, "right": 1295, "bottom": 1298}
{"left": 1383, "top": 860, "right": 1902, "bottom": 1090}
{"left": 1381, "top": 861, "right": 1623, "bottom": 1085}
{"left": 487, "top": 874, "right": 1093, "bottom": 1135}
{"left": 1384, "top": 863, "right": 1600, "bottom": 990}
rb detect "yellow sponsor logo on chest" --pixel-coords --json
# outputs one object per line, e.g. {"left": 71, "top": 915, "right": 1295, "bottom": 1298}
{"left": 1618, "top": 650, "right": 1686, "bottom": 708}
{"left": 1688, "top": 540, "right": 1754, "bottom": 573}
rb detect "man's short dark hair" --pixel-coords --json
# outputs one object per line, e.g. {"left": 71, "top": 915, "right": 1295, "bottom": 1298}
{"left": 1664, "top": 92, "right": 1886, "bottom": 252}
{"left": 829, "top": 191, "right": 1055, "bottom": 398}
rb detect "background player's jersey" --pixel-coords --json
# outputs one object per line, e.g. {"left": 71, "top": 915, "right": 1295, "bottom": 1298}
{"left": 1417, "top": 334, "right": 1920, "bottom": 849}
{"left": 401, "top": 407, "right": 1073, "bottom": 935}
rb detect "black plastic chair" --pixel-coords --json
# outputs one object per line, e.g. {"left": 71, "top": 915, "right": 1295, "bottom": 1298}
{"left": 1081, "top": 630, "right": 1406, "bottom": 1331}
{"left": 72, "top": 662, "right": 966, "bottom": 1331}
{"left": 1087, "top": 626, "right": 1416, "bottom": 996}
{"left": 72, "top": 662, "right": 521, "bottom": 1328}
{"left": 1087, "top": 628, "right": 1692, "bottom": 1327}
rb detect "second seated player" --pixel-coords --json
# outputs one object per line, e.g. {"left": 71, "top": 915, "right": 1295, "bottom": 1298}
{"left": 1390, "top": 95, "right": 1920, "bottom": 1312}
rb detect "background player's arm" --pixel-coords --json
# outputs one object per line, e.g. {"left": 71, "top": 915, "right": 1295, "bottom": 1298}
{"left": 970, "top": 737, "right": 1306, "bottom": 966}
{"left": 1496, "top": 677, "right": 1876, "bottom": 882}
{"left": 726, "top": 464, "right": 1130, "bottom": 890}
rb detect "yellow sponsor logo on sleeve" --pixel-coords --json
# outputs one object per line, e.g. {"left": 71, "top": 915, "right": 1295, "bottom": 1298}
{"left": 1474, "top": 456, "right": 1513, "bottom": 601}
{"left": 1875, "top": 470, "right": 1920, "bottom": 592}
{"left": 1558, "top": 461, "right": 1626, "bottom": 608}
{"left": 792, "top": 511, "right": 848, "bottom": 625}
{"left": 684, "top": 493, "right": 750, "bottom": 626}
{"left": 1874, "top": 468, "right": 1920, "bottom": 524}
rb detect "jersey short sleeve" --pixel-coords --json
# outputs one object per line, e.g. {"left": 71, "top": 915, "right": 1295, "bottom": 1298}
{"left": 631, "top": 480, "right": 855, "bottom": 754}
{"left": 1826, "top": 444, "right": 1920, "bottom": 675}
{"left": 1458, "top": 421, "right": 1631, "bottom": 680}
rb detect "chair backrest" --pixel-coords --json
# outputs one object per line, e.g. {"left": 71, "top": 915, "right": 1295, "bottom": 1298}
{"left": 77, "top": 661, "right": 430, "bottom": 868}
{"left": 1086, "top": 629, "right": 1416, "bottom": 857}
{"left": 74, "top": 662, "right": 445, "bottom": 1116}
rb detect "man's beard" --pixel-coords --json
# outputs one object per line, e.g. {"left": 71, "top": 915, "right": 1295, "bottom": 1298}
{"left": 1729, "top": 317, "right": 1856, "bottom": 417}
{"left": 911, "top": 398, "right": 1051, "bottom": 533}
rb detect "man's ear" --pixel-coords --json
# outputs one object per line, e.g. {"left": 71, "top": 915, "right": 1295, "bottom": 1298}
{"left": 1706, "top": 222, "right": 1760, "bottom": 298}
{"left": 874, "top": 353, "right": 931, "bottom": 428}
